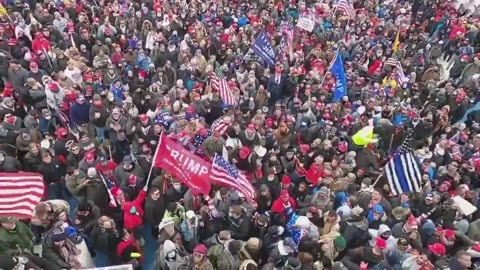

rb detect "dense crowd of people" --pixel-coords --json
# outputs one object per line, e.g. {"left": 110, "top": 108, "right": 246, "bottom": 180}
{"left": 1, "top": 0, "right": 480, "bottom": 269}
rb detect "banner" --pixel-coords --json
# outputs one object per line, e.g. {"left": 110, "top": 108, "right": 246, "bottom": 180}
{"left": 330, "top": 52, "right": 348, "bottom": 102}
{"left": 296, "top": 17, "right": 315, "bottom": 32}
{"left": 252, "top": 31, "right": 276, "bottom": 66}
{"left": 154, "top": 134, "right": 211, "bottom": 195}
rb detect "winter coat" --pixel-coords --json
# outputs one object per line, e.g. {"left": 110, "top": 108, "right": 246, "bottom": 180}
{"left": 228, "top": 214, "right": 251, "bottom": 241}
{"left": 154, "top": 240, "right": 185, "bottom": 270}
{"left": 23, "top": 151, "right": 42, "bottom": 172}
{"left": 113, "top": 164, "right": 145, "bottom": 188}
{"left": 341, "top": 217, "right": 369, "bottom": 249}
{"left": 341, "top": 246, "right": 385, "bottom": 270}
{"left": 64, "top": 172, "right": 88, "bottom": 200}
{"left": 178, "top": 256, "right": 214, "bottom": 270}
{"left": 144, "top": 195, "right": 167, "bottom": 226}
{"left": 271, "top": 197, "right": 297, "bottom": 220}
{"left": 38, "top": 160, "right": 65, "bottom": 184}
{"left": 0, "top": 221, "right": 34, "bottom": 255}
{"left": 121, "top": 190, "right": 147, "bottom": 230}
{"left": 202, "top": 136, "right": 225, "bottom": 158}
{"left": 90, "top": 225, "right": 121, "bottom": 263}
{"left": 70, "top": 102, "right": 91, "bottom": 126}
{"left": 45, "top": 89, "right": 65, "bottom": 110}
{"left": 106, "top": 116, "right": 128, "bottom": 143}
{"left": 368, "top": 224, "right": 397, "bottom": 252}
{"left": 0, "top": 156, "right": 22, "bottom": 172}
{"left": 89, "top": 103, "right": 109, "bottom": 127}
{"left": 208, "top": 241, "right": 242, "bottom": 270}
{"left": 8, "top": 67, "right": 28, "bottom": 90}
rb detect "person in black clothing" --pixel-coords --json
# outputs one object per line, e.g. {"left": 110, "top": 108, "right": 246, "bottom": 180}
{"left": 38, "top": 151, "right": 67, "bottom": 200}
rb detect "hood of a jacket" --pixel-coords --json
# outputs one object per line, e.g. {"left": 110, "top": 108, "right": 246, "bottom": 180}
{"left": 378, "top": 224, "right": 391, "bottom": 235}
{"left": 163, "top": 239, "right": 176, "bottom": 254}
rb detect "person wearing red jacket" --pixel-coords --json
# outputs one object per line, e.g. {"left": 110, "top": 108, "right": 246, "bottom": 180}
{"left": 271, "top": 190, "right": 297, "bottom": 220}
{"left": 306, "top": 155, "right": 325, "bottom": 186}
{"left": 111, "top": 184, "right": 147, "bottom": 230}
{"left": 117, "top": 228, "right": 143, "bottom": 266}
{"left": 31, "top": 32, "right": 50, "bottom": 53}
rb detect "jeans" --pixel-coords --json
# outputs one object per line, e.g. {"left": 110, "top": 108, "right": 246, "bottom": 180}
{"left": 93, "top": 249, "right": 111, "bottom": 267}
{"left": 47, "top": 182, "right": 71, "bottom": 200}
{"left": 141, "top": 224, "right": 157, "bottom": 270}
{"left": 94, "top": 126, "right": 105, "bottom": 143}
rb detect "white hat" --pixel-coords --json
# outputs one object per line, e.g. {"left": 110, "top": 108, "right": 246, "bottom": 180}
{"left": 185, "top": 210, "right": 196, "bottom": 220}
{"left": 254, "top": 145, "right": 267, "bottom": 157}
{"left": 87, "top": 167, "right": 97, "bottom": 178}
{"left": 158, "top": 217, "right": 175, "bottom": 231}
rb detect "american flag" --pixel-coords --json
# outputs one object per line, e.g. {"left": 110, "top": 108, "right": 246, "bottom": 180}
{"left": 210, "top": 72, "right": 237, "bottom": 107}
{"left": 193, "top": 130, "right": 211, "bottom": 148}
{"left": 337, "top": 0, "right": 356, "bottom": 18}
{"left": 99, "top": 172, "right": 118, "bottom": 207}
{"left": 100, "top": 172, "right": 117, "bottom": 188}
{"left": 210, "top": 116, "right": 231, "bottom": 135}
{"left": 154, "top": 110, "right": 174, "bottom": 129}
{"left": 210, "top": 154, "right": 255, "bottom": 202}
{"left": 0, "top": 173, "right": 44, "bottom": 219}
{"left": 384, "top": 132, "right": 422, "bottom": 196}
{"left": 385, "top": 58, "right": 408, "bottom": 84}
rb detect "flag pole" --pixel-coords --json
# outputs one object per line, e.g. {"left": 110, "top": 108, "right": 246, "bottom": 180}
{"left": 145, "top": 130, "right": 163, "bottom": 188}
{"left": 371, "top": 171, "right": 384, "bottom": 187}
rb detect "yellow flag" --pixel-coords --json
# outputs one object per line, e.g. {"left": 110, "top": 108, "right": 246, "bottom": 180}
{"left": 0, "top": 4, "right": 7, "bottom": 16}
{"left": 393, "top": 32, "right": 400, "bottom": 52}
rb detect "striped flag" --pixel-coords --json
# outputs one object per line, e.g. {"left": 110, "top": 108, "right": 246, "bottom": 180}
{"left": 210, "top": 72, "right": 237, "bottom": 106}
{"left": 384, "top": 58, "right": 408, "bottom": 84}
{"left": 384, "top": 132, "right": 422, "bottom": 196}
{"left": 337, "top": 0, "right": 356, "bottom": 18}
{"left": 0, "top": 173, "right": 44, "bottom": 219}
{"left": 210, "top": 116, "right": 231, "bottom": 135}
{"left": 210, "top": 154, "right": 255, "bottom": 202}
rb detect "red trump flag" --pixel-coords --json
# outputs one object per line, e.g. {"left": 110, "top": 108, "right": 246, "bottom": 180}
{"left": 154, "top": 134, "right": 211, "bottom": 195}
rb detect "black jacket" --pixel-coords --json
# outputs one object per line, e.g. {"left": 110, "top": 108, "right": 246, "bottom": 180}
{"left": 38, "top": 160, "right": 66, "bottom": 184}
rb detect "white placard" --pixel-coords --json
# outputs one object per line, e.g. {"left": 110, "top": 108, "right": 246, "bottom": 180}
{"left": 296, "top": 17, "right": 315, "bottom": 32}
{"left": 452, "top": 195, "right": 478, "bottom": 216}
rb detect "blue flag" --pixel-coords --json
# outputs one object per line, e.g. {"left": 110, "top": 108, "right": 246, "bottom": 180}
{"left": 252, "top": 32, "right": 276, "bottom": 66}
{"left": 330, "top": 52, "right": 348, "bottom": 102}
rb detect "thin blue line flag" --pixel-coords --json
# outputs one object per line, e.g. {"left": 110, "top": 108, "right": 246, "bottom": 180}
{"left": 330, "top": 52, "right": 348, "bottom": 102}
{"left": 252, "top": 32, "right": 276, "bottom": 67}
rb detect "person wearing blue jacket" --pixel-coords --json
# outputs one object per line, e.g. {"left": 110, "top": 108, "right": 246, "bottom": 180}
{"left": 69, "top": 95, "right": 91, "bottom": 131}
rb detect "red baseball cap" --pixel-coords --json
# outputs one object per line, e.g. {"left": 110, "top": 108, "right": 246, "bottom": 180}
{"left": 280, "top": 189, "right": 289, "bottom": 199}
{"left": 85, "top": 152, "right": 94, "bottom": 162}
{"left": 428, "top": 243, "right": 446, "bottom": 256}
